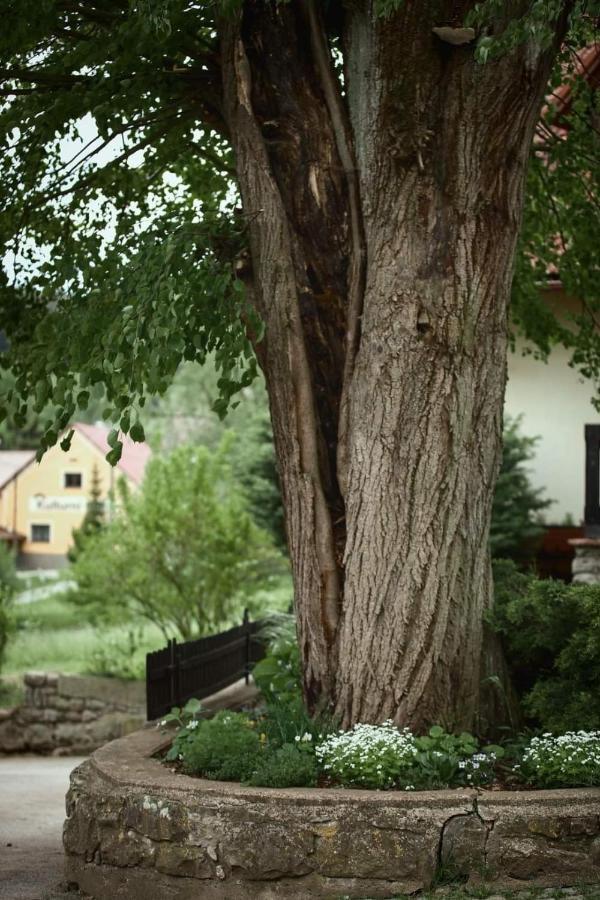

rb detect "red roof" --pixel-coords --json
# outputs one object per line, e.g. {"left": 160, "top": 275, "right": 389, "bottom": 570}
{"left": 73, "top": 422, "right": 151, "bottom": 486}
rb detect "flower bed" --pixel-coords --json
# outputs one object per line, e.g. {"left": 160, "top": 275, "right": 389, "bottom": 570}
{"left": 160, "top": 698, "right": 600, "bottom": 793}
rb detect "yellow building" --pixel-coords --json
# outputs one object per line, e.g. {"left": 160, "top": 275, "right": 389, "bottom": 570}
{"left": 0, "top": 422, "right": 151, "bottom": 570}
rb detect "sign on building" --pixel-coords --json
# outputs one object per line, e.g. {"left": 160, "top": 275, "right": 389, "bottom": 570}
{"left": 28, "top": 495, "right": 87, "bottom": 513}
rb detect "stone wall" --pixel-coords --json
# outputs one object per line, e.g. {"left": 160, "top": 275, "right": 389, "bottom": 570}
{"left": 0, "top": 671, "right": 145, "bottom": 755}
{"left": 64, "top": 726, "right": 600, "bottom": 900}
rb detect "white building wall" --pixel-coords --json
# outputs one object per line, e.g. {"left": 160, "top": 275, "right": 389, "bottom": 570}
{"left": 504, "top": 337, "right": 598, "bottom": 525}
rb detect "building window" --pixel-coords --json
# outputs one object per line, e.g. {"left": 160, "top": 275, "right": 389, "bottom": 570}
{"left": 64, "top": 472, "right": 82, "bottom": 489}
{"left": 31, "top": 524, "right": 50, "bottom": 543}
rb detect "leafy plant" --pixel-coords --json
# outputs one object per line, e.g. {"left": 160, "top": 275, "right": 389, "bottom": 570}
{"left": 70, "top": 439, "right": 286, "bottom": 640}
{"left": 492, "top": 560, "right": 600, "bottom": 732}
{"left": 161, "top": 698, "right": 205, "bottom": 763}
{"left": 252, "top": 614, "right": 301, "bottom": 705}
{"left": 179, "top": 710, "right": 262, "bottom": 781}
{"left": 408, "top": 726, "right": 501, "bottom": 790}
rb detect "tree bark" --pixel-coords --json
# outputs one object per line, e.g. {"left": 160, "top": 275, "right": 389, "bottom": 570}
{"left": 221, "top": 0, "right": 565, "bottom": 731}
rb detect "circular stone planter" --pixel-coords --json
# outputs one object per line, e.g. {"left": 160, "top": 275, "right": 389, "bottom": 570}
{"left": 64, "top": 726, "right": 600, "bottom": 900}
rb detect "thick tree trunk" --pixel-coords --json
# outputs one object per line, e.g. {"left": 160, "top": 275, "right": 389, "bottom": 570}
{"left": 221, "top": 0, "right": 564, "bottom": 731}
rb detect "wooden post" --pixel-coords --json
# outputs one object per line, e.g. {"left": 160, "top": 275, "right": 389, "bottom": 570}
{"left": 169, "top": 638, "right": 179, "bottom": 709}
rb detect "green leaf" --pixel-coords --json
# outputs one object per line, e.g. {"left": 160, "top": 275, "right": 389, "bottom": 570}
{"left": 60, "top": 429, "right": 75, "bottom": 452}
{"left": 106, "top": 441, "right": 123, "bottom": 466}
{"left": 129, "top": 422, "right": 145, "bottom": 443}
{"left": 107, "top": 428, "right": 120, "bottom": 449}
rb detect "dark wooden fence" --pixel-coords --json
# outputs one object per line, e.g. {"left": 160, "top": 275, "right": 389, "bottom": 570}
{"left": 146, "top": 610, "right": 267, "bottom": 721}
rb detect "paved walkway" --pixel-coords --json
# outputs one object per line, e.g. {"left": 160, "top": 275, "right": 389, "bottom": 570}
{"left": 0, "top": 755, "right": 84, "bottom": 900}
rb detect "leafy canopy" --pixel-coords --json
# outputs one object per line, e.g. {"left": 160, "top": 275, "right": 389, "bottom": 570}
{"left": 0, "top": 0, "right": 598, "bottom": 456}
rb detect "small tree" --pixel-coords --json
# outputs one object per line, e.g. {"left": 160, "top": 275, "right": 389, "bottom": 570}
{"left": 490, "top": 418, "right": 553, "bottom": 559}
{"left": 67, "top": 463, "right": 105, "bottom": 563}
{"left": 70, "top": 439, "right": 285, "bottom": 640}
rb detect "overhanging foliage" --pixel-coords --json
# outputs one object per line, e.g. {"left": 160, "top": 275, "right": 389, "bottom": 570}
{"left": 0, "top": 1, "right": 598, "bottom": 461}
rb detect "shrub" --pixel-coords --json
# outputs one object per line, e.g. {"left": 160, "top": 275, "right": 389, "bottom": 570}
{"left": 179, "top": 711, "right": 262, "bottom": 781}
{"left": 0, "top": 544, "right": 17, "bottom": 672}
{"left": 247, "top": 742, "right": 317, "bottom": 788}
{"left": 492, "top": 559, "right": 600, "bottom": 732}
{"left": 85, "top": 627, "right": 146, "bottom": 680}
{"left": 71, "top": 439, "right": 286, "bottom": 640}
{"left": 490, "top": 417, "right": 551, "bottom": 558}
{"left": 516, "top": 732, "right": 600, "bottom": 788}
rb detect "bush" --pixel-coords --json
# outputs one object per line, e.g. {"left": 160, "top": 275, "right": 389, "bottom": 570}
{"left": 179, "top": 711, "right": 262, "bottom": 781}
{"left": 516, "top": 732, "right": 600, "bottom": 788}
{"left": 71, "top": 439, "right": 286, "bottom": 640}
{"left": 492, "top": 559, "right": 600, "bottom": 732}
{"left": 490, "top": 417, "right": 551, "bottom": 558}
{"left": 0, "top": 544, "right": 17, "bottom": 672}
{"left": 247, "top": 742, "right": 317, "bottom": 788}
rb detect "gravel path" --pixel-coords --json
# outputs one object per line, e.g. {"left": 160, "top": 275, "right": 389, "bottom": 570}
{"left": 0, "top": 755, "right": 84, "bottom": 900}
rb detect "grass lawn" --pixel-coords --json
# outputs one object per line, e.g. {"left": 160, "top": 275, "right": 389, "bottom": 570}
{"left": 1, "top": 574, "right": 293, "bottom": 690}
{"left": 5, "top": 592, "right": 165, "bottom": 680}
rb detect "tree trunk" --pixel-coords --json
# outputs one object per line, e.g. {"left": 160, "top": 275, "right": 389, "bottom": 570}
{"left": 221, "top": 0, "right": 564, "bottom": 731}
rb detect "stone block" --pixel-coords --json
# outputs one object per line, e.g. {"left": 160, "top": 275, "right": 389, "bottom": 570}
{"left": 52, "top": 696, "right": 77, "bottom": 711}
{"left": 26, "top": 723, "right": 55, "bottom": 750}
{"left": 56, "top": 723, "right": 86, "bottom": 745}
{"left": 83, "top": 699, "right": 106, "bottom": 711}
{"left": 0, "top": 717, "right": 27, "bottom": 752}
{"left": 24, "top": 671, "right": 47, "bottom": 687}
{"left": 571, "top": 555, "right": 600, "bottom": 574}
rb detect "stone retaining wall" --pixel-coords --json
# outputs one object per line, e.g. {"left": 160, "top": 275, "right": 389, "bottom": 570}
{"left": 0, "top": 671, "right": 145, "bottom": 755}
{"left": 64, "top": 726, "right": 600, "bottom": 900}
